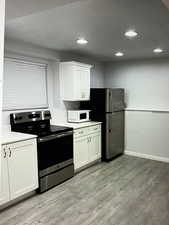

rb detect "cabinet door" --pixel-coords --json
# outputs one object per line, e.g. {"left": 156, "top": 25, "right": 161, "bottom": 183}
{"left": 74, "top": 66, "right": 90, "bottom": 100}
{"left": 88, "top": 132, "right": 101, "bottom": 163}
{"left": 8, "top": 139, "right": 38, "bottom": 200}
{"left": 74, "top": 137, "right": 89, "bottom": 170}
{"left": 0, "top": 146, "right": 10, "bottom": 205}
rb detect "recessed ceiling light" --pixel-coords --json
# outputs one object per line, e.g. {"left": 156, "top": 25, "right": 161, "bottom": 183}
{"left": 153, "top": 48, "right": 163, "bottom": 53}
{"left": 115, "top": 52, "right": 124, "bottom": 57}
{"left": 125, "top": 30, "right": 138, "bottom": 38}
{"left": 76, "top": 38, "right": 88, "bottom": 45}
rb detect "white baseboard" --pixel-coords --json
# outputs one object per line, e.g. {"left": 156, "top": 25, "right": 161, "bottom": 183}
{"left": 125, "top": 150, "right": 169, "bottom": 163}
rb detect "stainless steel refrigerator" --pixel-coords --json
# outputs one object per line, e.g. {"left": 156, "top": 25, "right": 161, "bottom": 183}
{"left": 81, "top": 88, "right": 125, "bottom": 161}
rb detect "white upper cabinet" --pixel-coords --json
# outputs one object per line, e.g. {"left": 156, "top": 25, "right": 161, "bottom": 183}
{"left": 60, "top": 61, "right": 92, "bottom": 101}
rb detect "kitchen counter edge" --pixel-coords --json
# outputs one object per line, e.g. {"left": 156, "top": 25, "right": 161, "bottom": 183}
{"left": 2, "top": 132, "right": 37, "bottom": 145}
{"left": 52, "top": 121, "right": 102, "bottom": 130}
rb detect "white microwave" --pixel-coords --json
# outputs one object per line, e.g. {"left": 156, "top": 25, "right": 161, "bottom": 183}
{"left": 67, "top": 110, "right": 91, "bottom": 123}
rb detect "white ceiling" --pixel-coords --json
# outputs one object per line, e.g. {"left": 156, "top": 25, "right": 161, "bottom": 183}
{"left": 5, "top": 0, "right": 169, "bottom": 61}
{"left": 6, "top": 0, "right": 87, "bottom": 21}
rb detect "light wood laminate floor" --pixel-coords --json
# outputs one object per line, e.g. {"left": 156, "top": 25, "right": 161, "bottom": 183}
{"left": 0, "top": 155, "right": 169, "bottom": 225}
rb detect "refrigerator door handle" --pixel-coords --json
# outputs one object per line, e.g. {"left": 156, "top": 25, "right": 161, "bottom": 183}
{"left": 106, "top": 89, "right": 113, "bottom": 112}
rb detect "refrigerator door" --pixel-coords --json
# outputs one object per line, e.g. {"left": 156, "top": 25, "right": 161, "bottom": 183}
{"left": 105, "top": 111, "right": 124, "bottom": 160}
{"left": 106, "top": 88, "right": 125, "bottom": 112}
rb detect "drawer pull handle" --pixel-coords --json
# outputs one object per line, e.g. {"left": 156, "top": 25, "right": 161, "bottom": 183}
{"left": 9, "top": 148, "right": 12, "bottom": 157}
{"left": 87, "top": 137, "right": 91, "bottom": 143}
{"left": 3, "top": 148, "right": 7, "bottom": 158}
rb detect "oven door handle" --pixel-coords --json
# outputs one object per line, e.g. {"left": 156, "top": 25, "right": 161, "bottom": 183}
{"left": 38, "top": 131, "right": 73, "bottom": 143}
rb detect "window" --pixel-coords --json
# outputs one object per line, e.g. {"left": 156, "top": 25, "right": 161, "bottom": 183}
{"left": 3, "top": 58, "right": 48, "bottom": 110}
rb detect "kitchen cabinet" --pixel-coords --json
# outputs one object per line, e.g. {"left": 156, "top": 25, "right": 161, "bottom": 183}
{"left": 88, "top": 132, "right": 101, "bottom": 163}
{"left": 74, "top": 124, "right": 101, "bottom": 171}
{"left": 0, "top": 139, "right": 38, "bottom": 206}
{"left": 74, "top": 137, "right": 89, "bottom": 170}
{"left": 0, "top": 146, "right": 10, "bottom": 205}
{"left": 0, "top": 0, "right": 5, "bottom": 205}
{"left": 60, "top": 61, "right": 92, "bottom": 101}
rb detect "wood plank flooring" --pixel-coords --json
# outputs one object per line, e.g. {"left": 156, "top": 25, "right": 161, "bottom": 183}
{"left": 0, "top": 155, "right": 169, "bottom": 225}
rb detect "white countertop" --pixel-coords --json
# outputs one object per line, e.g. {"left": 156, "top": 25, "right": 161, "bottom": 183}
{"left": 1, "top": 121, "right": 101, "bottom": 144}
{"left": 53, "top": 121, "right": 102, "bottom": 129}
{"left": 2, "top": 132, "right": 37, "bottom": 145}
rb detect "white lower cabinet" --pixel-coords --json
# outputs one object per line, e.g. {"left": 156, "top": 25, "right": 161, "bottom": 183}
{"left": 0, "top": 148, "right": 10, "bottom": 205}
{"left": 74, "top": 124, "right": 101, "bottom": 171}
{"left": 88, "top": 132, "right": 101, "bottom": 163}
{"left": 0, "top": 139, "right": 38, "bottom": 206}
{"left": 74, "top": 137, "right": 89, "bottom": 170}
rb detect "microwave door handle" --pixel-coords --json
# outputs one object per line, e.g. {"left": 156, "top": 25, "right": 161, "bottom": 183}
{"left": 38, "top": 131, "right": 73, "bottom": 143}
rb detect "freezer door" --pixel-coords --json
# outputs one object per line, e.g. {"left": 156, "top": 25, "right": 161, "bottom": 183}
{"left": 106, "top": 88, "right": 125, "bottom": 112}
{"left": 105, "top": 111, "right": 124, "bottom": 159}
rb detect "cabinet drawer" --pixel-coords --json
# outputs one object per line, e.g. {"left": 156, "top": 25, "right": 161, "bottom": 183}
{"left": 88, "top": 125, "right": 101, "bottom": 134}
{"left": 74, "top": 127, "right": 89, "bottom": 138}
{"left": 8, "top": 139, "right": 36, "bottom": 150}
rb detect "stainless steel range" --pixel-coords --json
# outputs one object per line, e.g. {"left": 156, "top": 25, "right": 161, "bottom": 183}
{"left": 10, "top": 110, "right": 74, "bottom": 193}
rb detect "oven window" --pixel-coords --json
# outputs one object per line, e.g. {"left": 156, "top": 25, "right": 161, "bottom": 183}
{"left": 80, "top": 113, "right": 87, "bottom": 119}
{"left": 37, "top": 134, "right": 73, "bottom": 170}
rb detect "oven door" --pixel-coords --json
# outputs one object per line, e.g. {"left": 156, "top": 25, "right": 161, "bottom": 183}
{"left": 37, "top": 131, "right": 73, "bottom": 177}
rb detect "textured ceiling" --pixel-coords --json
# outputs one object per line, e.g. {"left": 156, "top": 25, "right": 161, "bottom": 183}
{"left": 5, "top": 0, "right": 169, "bottom": 61}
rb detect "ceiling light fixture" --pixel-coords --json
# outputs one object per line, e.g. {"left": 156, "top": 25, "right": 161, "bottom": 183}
{"left": 125, "top": 30, "right": 138, "bottom": 38}
{"left": 76, "top": 38, "right": 88, "bottom": 45}
{"left": 153, "top": 48, "right": 163, "bottom": 53}
{"left": 115, "top": 52, "right": 124, "bottom": 57}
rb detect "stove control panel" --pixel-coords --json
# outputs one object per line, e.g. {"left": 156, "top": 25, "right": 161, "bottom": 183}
{"left": 10, "top": 110, "right": 51, "bottom": 124}
{"left": 42, "top": 111, "right": 51, "bottom": 120}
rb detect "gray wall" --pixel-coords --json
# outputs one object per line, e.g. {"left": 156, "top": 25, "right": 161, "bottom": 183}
{"left": 104, "top": 58, "right": 169, "bottom": 161}
{"left": 105, "top": 58, "right": 169, "bottom": 110}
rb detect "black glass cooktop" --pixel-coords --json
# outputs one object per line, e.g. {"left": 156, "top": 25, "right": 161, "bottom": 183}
{"left": 10, "top": 111, "right": 73, "bottom": 138}
{"left": 12, "top": 124, "right": 73, "bottom": 138}
{"left": 36, "top": 125, "right": 73, "bottom": 137}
